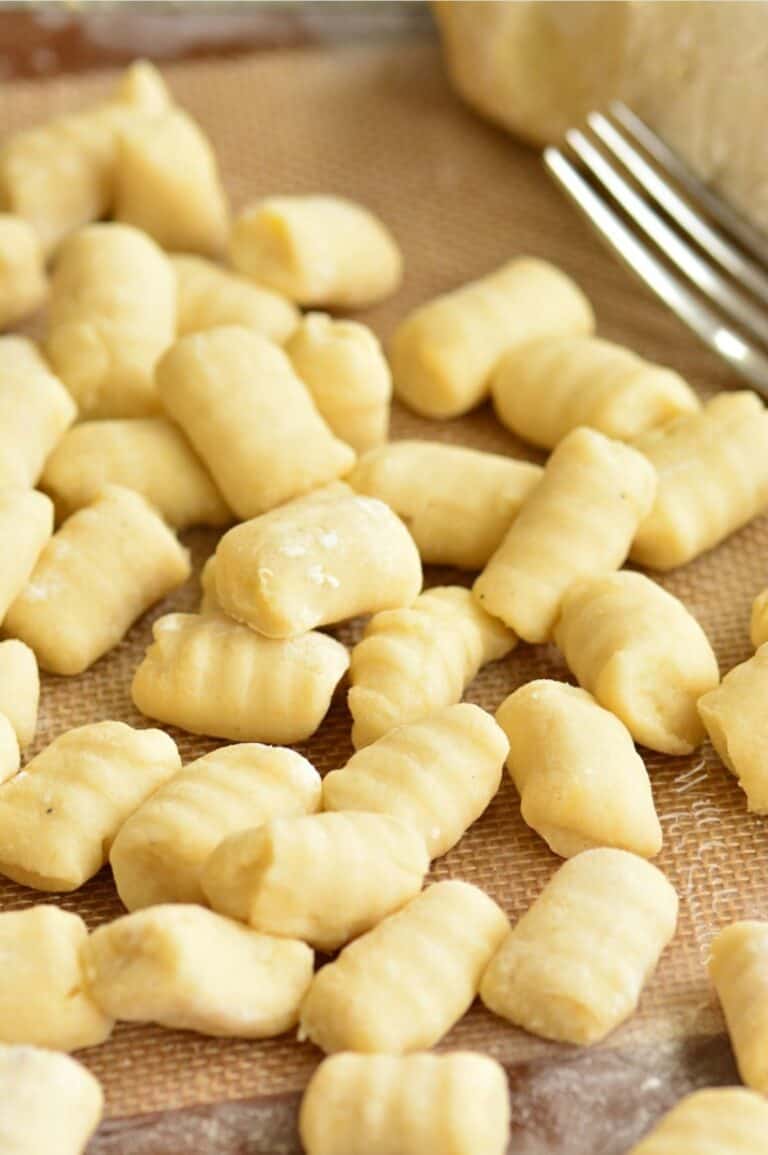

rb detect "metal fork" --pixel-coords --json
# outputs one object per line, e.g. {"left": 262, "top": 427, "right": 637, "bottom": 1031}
{"left": 544, "top": 102, "right": 768, "bottom": 395}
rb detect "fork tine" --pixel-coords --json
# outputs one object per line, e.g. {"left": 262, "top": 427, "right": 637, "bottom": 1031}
{"left": 543, "top": 146, "right": 768, "bottom": 397}
{"left": 565, "top": 128, "right": 768, "bottom": 346}
{"left": 588, "top": 111, "right": 768, "bottom": 307}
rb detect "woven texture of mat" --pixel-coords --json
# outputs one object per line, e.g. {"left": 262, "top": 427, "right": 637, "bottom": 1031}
{"left": 0, "top": 41, "right": 766, "bottom": 1121}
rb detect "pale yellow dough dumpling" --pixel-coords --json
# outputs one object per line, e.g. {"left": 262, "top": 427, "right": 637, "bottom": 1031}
{"left": 0, "top": 641, "right": 39, "bottom": 748}
{"left": 172, "top": 254, "right": 298, "bottom": 341}
{"left": 698, "top": 645, "right": 768, "bottom": 813}
{"left": 0, "top": 714, "right": 19, "bottom": 784}
{"left": 709, "top": 921, "right": 768, "bottom": 1095}
{"left": 626, "top": 1087, "right": 768, "bottom": 1155}
{"left": 0, "top": 1045, "right": 103, "bottom": 1155}
{"left": 0, "top": 337, "right": 75, "bottom": 490}
{"left": 0, "top": 214, "right": 46, "bottom": 329}
{"left": 750, "top": 587, "right": 768, "bottom": 648}
{"left": 0, "top": 487, "right": 53, "bottom": 624}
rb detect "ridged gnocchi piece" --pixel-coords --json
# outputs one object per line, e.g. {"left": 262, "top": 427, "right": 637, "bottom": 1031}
{"left": 554, "top": 571, "right": 719, "bottom": 755}
{"left": 349, "top": 586, "right": 516, "bottom": 748}
{"left": 202, "top": 811, "right": 429, "bottom": 951}
{"left": 480, "top": 848, "right": 678, "bottom": 1044}
{"left": 172, "top": 254, "right": 298, "bottom": 342}
{"left": 0, "top": 714, "right": 19, "bottom": 784}
{"left": 110, "top": 743, "right": 321, "bottom": 911}
{"left": 347, "top": 440, "right": 543, "bottom": 569}
{"left": 83, "top": 904, "right": 314, "bottom": 1038}
{"left": 4, "top": 486, "right": 190, "bottom": 675}
{"left": 0, "top": 906, "right": 112, "bottom": 1050}
{"left": 630, "top": 392, "right": 768, "bottom": 570}
{"left": 286, "top": 312, "right": 391, "bottom": 452}
{"left": 750, "top": 588, "right": 768, "bottom": 648}
{"left": 698, "top": 645, "right": 768, "bottom": 812}
{"left": 0, "top": 214, "right": 47, "bottom": 328}
{"left": 709, "top": 921, "right": 768, "bottom": 1094}
{"left": 626, "top": 1088, "right": 768, "bottom": 1155}
{"left": 45, "top": 223, "right": 176, "bottom": 418}
{"left": 496, "top": 680, "right": 662, "bottom": 858}
{"left": 300, "top": 1052, "right": 510, "bottom": 1155}
{"left": 132, "top": 612, "right": 349, "bottom": 743}
{"left": 473, "top": 427, "right": 657, "bottom": 643}
{"left": 390, "top": 257, "right": 594, "bottom": 419}
{"left": 0, "top": 337, "right": 76, "bottom": 489}
{"left": 156, "top": 326, "right": 355, "bottom": 519}
{"left": 322, "top": 703, "right": 508, "bottom": 858}
{"left": 0, "top": 1045, "right": 103, "bottom": 1155}
{"left": 41, "top": 416, "right": 231, "bottom": 529}
{"left": 0, "top": 721, "right": 180, "bottom": 891}
{"left": 0, "top": 488, "right": 53, "bottom": 623}
{"left": 230, "top": 195, "right": 402, "bottom": 308}
{"left": 491, "top": 335, "right": 699, "bottom": 449}
{"left": 299, "top": 880, "right": 509, "bottom": 1053}
{"left": 215, "top": 489, "right": 422, "bottom": 638}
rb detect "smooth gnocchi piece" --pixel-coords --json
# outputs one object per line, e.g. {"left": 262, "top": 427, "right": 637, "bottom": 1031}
{"left": 199, "top": 554, "right": 220, "bottom": 613}
{"left": 554, "top": 571, "right": 719, "bottom": 755}
{"left": 473, "top": 427, "right": 657, "bottom": 643}
{"left": 0, "top": 488, "right": 53, "bottom": 623}
{"left": 480, "top": 848, "right": 678, "bottom": 1044}
{"left": 5, "top": 486, "right": 190, "bottom": 675}
{"left": 229, "top": 195, "right": 402, "bottom": 308}
{"left": 172, "top": 254, "right": 298, "bottom": 342}
{"left": 348, "top": 440, "right": 543, "bottom": 569}
{"left": 750, "top": 587, "right": 768, "bottom": 649}
{"left": 496, "top": 680, "right": 662, "bottom": 858}
{"left": 390, "top": 257, "right": 594, "bottom": 418}
{"left": 0, "top": 906, "right": 112, "bottom": 1050}
{"left": 202, "top": 811, "right": 429, "bottom": 951}
{"left": 0, "top": 1045, "right": 103, "bottom": 1155}
{"left": 491, "top": 335, "right": 700, "bottom": 449}
{"left": 0, "top": 721, "right": 180, "bottom": 891}
{"left": 0, "top": 337, "right": 76, "bottom": 489}
{"left": 41, "top": 416, "right": 231, "bottom": 529}
{"left": 83, "top": 904, "right": 313, "bottom": 1038}
{"left": 626, "top": 1087, "right": 768, "bottom": 1155}
{"left": 299, "top": 1051, "right": 510, "bottom": 1155}
{"left": 156, "top": 326, "right": 355, "bottom": 519}
{"left": 698, "top": 645, "right": 768, "bottom": 812}
{"left": 0, "top": 214, "right": 47, "bottom": 328}
{"left": 322, "top": 703, "right": 508, "bottom": 858}
{"left": 0, "top": 714, "right": 20, "bottom": 784}
{"left": 132, "top": 612, "right": 349, "bottom": 743}
{"left": 215, "top": 489, "right": 422, "bottom": 639}
{"left": 631, "top": 392, "right": 768, "bottom": 570}
{"left": 709, "top": 921, "right": 768, "bottom": 1094}
{"left": 110, "top": 743, "right": 322, "bottom": 911}
{"left": 299, "top": 880, "right": 509, "bottom": 1053}
{"left": 349, "top": 586, "right": 516, "bottom": 748}
{"left": 286, "top": 312, "right": 391, "bottom": 452}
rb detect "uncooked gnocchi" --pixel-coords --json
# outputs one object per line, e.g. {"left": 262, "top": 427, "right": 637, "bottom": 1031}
{"left": 626, "top": 1087, "right": 768, "bottom": 1154}
{"left": 0, "top": 488, "right": 53, "bottom": 624}
{"left": 0, "top": 714, "right": 19, "bottom": 783}
{"left": 0, "top": 640, "right": 38, "bottom": 751}
{"left": 0, "top": 214, "right": 47, "bottom": 329}
{"left": 0, "top": 337, "right": 75, "bottom": 489}
{"left": 0, "top": 1045, "right": 103, "bottom": 1155}
{"left": 199, "top": 554, "right": 220, "bottom": 613}
{"left": 709, "top": 921, "right": 768, "bottom": 1095}
{"left": 698, "top": 645, "right": 768, "bottom": 813}
{"left": 172, "top": 254, "right": 298, "bottom": 342}
{"left": 750, "top": 588, "right": 768, "bottom": 648}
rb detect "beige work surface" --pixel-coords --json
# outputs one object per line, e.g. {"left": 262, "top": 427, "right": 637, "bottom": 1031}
{"left": 0, "top": 41, "right": 765, "bottom": 1134}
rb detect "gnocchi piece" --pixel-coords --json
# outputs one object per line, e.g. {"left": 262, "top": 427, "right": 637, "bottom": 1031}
{"left": 286, "top": 312, "right": 391, "bottom": 452}
{"left": 322, "top": 703, "right": 508, "bottom": 858}
{"left": 496, "top": 680, "right": 662, "bottom": 858}
{"left": 390, "top": 257, "right": 594, "bottom": 419}
{"left": 0, "top": 214, "right": 47, "bottom": 329}
{"left": 348, "top": 440, "right": 542, "bottom": 569}
{"left": 199, "top": 554, "right": 220, "bottom": 613}
{"left": 473, "top": 427, "right": 657, "bottom": 642}
{"left": 698, "top": 645, "right": 768, "bottom": 812}
{"left": 132, "top": 612, "right": 349, "bottom": 743}
{"left": 480, "top": 848, "right": 678, "bottom": 1044}
{"left": 626, "top": 1087, "right": 768, "bottom": 1155}
{"left": 229, "top": 195, "right": 402, "bottom": 308}
{"left": 214, "top": 489, "right": 422, "bottom": 638}
{"left": 4, "top": 486, "right": 190, "bottom": 676}
{"left": 202, "top": 811, "right": 429, "bottom": 951}
{"left": 82, "top": 904, "right": 314, "bottom": 1038}
{"left": 114, "top": 107, "right": 230, "bottom": 257}
{"left": 0, "top": 715, "right": 20, "bottom": 784}
{"left": 0, "top": 641, "right": 35, "bottom": 746}
{"left": 490, "top": 335, "right": 700, "bottom": 449}
{"left": 156, "top": 326, "right": 356, "bottom": 519}
{"left": 750, "top": 588, "right": 768, "bottom": 649}
{"left": 41, "top": 416, "right": 231, "bottom": 529}
{"left": 0, "top": 906, "right": 112, "bottom": 1050}
{"left": 299, "top": 1051, "right": 510, "bottom": 1155}
{"left": 709, "top": 921, "right": 768, "bottom": 1095}
{"left": 630, "top": 392, "right": 768, "bottom": 570}
{"left": 0, "top": 721, "right": 180, "bottom": 891}
{"left": 110, "top": 743, "right": 321, "bottom": 911}
{"left": 0, "top": 1045, "right": 103, "bottom": 1155}
{"left": 554, "top": 571, "right": 719, "bottom": 755}
{"left": 172, "top": 254, "right": 298, "bottom": 342}
{"left": 299, "top": 880, "right": 509, "bottom": 1053}
{"left": 0, "top": 337, "right": 76, "bottom": 489}
{"left": 0, "top": 488, "right": 53, "bottom": 623}
{"left": 349, "top": 586, "right": 516, "bottom": 748}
